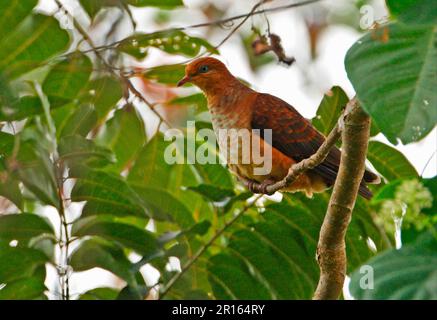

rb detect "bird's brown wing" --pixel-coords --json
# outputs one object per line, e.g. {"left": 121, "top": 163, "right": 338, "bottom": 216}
{"left": 251, "top": 93, "right": 342, "bottom": 187}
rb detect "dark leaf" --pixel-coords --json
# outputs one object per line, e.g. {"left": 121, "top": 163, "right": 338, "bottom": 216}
{"left": 345, "top": 23, "right": 437, "bottom": 144}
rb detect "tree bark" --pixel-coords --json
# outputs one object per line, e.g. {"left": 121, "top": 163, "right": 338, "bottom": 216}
{"left": 313, "top": 98, "right": 371, "bottom": 300}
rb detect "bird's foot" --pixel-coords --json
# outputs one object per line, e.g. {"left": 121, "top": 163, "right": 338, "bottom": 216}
{"left": 246, "top": 179, "right": 276, "bottom": 196}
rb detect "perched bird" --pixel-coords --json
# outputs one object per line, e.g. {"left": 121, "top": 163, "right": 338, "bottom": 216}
{"left": 177, "top": 57, "right": 380, "bottom": 199}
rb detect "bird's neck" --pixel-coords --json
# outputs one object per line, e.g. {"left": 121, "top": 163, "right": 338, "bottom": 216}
{"left": 205, "top": 81, "right": 257, "bottom": 130}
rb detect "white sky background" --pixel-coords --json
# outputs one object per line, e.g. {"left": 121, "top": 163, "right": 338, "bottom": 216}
{"left": 34, "top": 0, "right": 436, "bottom": 298}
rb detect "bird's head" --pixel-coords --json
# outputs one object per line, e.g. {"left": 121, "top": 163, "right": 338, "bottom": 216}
{"left": 177, "top": 57, "right": 233, "bottom": 93}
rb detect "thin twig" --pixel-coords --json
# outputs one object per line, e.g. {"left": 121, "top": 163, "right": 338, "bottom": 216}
{"left": 159, "top": 194, "right": 263, "bottom": 299}
{"left": 63, "top": 0, "right": 323, "bottom": 57}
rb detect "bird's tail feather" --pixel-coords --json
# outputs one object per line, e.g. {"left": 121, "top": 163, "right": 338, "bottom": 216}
{"left": 358, "top": 183, "right": 373, "bottom": 200}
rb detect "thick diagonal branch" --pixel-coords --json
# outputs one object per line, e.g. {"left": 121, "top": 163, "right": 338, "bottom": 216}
{"left": 313, "top": 98, "right": 371, "bottom": 300}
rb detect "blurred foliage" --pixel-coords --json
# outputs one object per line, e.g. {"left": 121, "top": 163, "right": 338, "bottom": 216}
{"left": 0, "top": 0, "right": 435, "bottom": 301}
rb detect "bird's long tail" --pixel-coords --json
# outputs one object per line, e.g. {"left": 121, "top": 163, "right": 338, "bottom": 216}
{"left": 358, "top": 168, "right": 381, "bottom": 200}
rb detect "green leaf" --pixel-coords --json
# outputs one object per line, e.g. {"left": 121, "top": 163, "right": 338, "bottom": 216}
{"left": 187, "top": 184, "right": 235, "bottom": 202}
{"left": 58, "top": 135, "right": 115, "bottom": 168}
{"left": 208, "top": 254, "right": 271, "bottom": 299}
{"left": 167, "top": 93, "right": 208, "bottom": 114}
{"left": 132, "top": 186, "right": 194, "bottom": 228}
{"left": 70, "top": 168, "right": 147, "bottom": 218}
{"left": 58, "top": 104, "right": 97, "bottom": 137}
{"left": 0, "top": 159, "right": 23, "bottom": 210}
{"left": 43, "top": 52, "right": 92, "bottom": 104}
{"left": 372, "top": 179, "right": 404, "bottom": 203}
{"left": 119, "top": 30, "right": 217, "bottom": 59}
{"left": 345, "top": 23, "right": 437, "bottom": 144}
{"left": 79, "top": 287, "right": 119, "bottom": 300}
{"left": 70, "top": 238, "right": 137, "bottom": 286}
{"left": 72, "top": 215, "right": 158, "bottom": 257}
{"left": 0, "top": 275, "right": 47, "bottom": 300}
{"left": 126, "top": 0, "right": 183, "bottom": 9}
{"left": 312, "top": 86, "right": 349, "bottom": 135}
{"left": 422, "top": 176, "right": 437, "bottom": 216}
{"left": 128, "top": 133, "right": 173, "bottom": 188}
{"left": 96, "top": 104, "right": 146, "bottom": 172}
{"left": 0, "top": 0, "right": 38, "bottom": 37}
{"left": 142, "top": 64, "right": 186, "bottom": 85}
{"left": 80, "top": 77, "right": 123, "bottom": 121}
{"left": 79, "top": 0, "right": 120, "bottom": 19}
{"left": 367, "top": 141, "right": 418, "bottom": 181}
{"left": 386, "top": 0, "right": 437, "bottom": 25}
{"left": 0, "top": 213, "right": 54, "bottom": 244}
{"left": 350, "top": 230, "right": 437, "bottom": 299}
{"left": 0, "top": 96, "right": 44, "bottom": 122}
{"left": 0, "top": 247, "right": 48, "bottom": 283}
{"left": 11, "top": 139, "right": 59, "bottom": 208}
{"left": 0, "top": 14, "right": 70, "bottom": 78}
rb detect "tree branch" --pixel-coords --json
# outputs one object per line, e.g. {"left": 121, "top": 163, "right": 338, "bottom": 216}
{"left": 313, "top": 98, "right": 371, "bottom": 300}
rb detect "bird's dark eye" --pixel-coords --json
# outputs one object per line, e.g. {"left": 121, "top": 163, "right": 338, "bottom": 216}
{"left": 198, "top": 65, "right": 209, "bottom": 73}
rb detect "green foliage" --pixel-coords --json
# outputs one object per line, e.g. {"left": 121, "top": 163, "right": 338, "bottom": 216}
{"left": 312, "top": 86, "right": 349, "bottom": 135}
{"left": 345, "top": 20, "right": 437, "bottom": 144}
{"left": 366, "top": 141, "right": 418, "bottom": 181}
{"left": 350, "top": 230, "right": 437, "bottom": 299}
{"left": 386, "top": 0, "right": 437, "bottom": 25}
{"left": 119, "top": 30, "right": 218, "bottom": 59}
{"left": 0, "top": 14, "right": 70, "bottom": 78}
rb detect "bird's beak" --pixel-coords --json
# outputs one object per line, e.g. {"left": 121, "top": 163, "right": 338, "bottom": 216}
{"left": 177, "top": 75, "right": 190, "bottom": 87}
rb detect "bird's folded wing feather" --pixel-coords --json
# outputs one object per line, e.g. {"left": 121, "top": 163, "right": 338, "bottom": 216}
{"left": 251, "top": 93, "right": 342, "bottom": 186}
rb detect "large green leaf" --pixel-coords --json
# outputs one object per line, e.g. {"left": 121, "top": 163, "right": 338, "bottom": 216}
{"left": 350, "top": 230, "right": 437, "bottom": 299}
{"left": 0, "top": 96, "right": 45, "bottom": 122}
{"left": 367, "top": 141, "right": 418, "bottom": 181}
{"left": 0, "top": 214, "right": 54, "bottom": 244}
{"left": 132, "top": 186, "right": 194, "bottom": 228}
{"left": 0, "top": 0, "right": 38, "bottom": 37}
{"left": 167, "top": 93, "right": 208, "bottom": 114}
{"left": 43, "top": 52, "right": 92, "bottom": 105}
{"left": 386, "top": 0, "right": 437, "bottom": 25}
{"left": 187, "top": 184, "right": 235, "bottom": 202}
{"left": 80, "top": 76, "right": 123, "bottom": 121}
{"left": 70, "top": 168, "right": 147, "bottom": 218}
{"left": 8, "top": 139, "right": 59, "bottom": 208}
{"left": 58, "top": 104, "right": 97, "bottom": 138}
{"left": 79, "top": 287, "right": 119, "bottom": 300}
{"left": 0, "top": 275, "right": 47, "bottom": 300}
{"left": 312, "top": 86, "right": 349, "bottom": 135}
{"left": 119, "top": 30, "right": 217, "bottom": 59}
{"left": 126, "top": 0, "right": 183, "bottom": 8}
{"left": 0, "top": 14, "right": 70, "bottom": 78}
{"left": 96, "top": 104, "right": 146, "bottom": 172}
{"left": 128, "top": 133, "right": 173, "bottom": 188}
{"left": 0, "top": 159, "right": 23, "bottom": 210}
{"left": 72, "top": 215, "right": 158, "bottom": 257}
{"left": 0, "top": 247, "right": 48, "bottom": 283}
{"left": 58, "top": 135, "right": 115, "bottom": 168}
{"left": 142, "top": 64, "right": 186, "bottom": 85}
{"left": 70, "top": 238, "right": 137, "bottom": 286}
{"left": 345, "top": 23, "right": 437, "bottom": 144}
{"left": 80, "top": 0, "right": 183, "bottom": 19}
